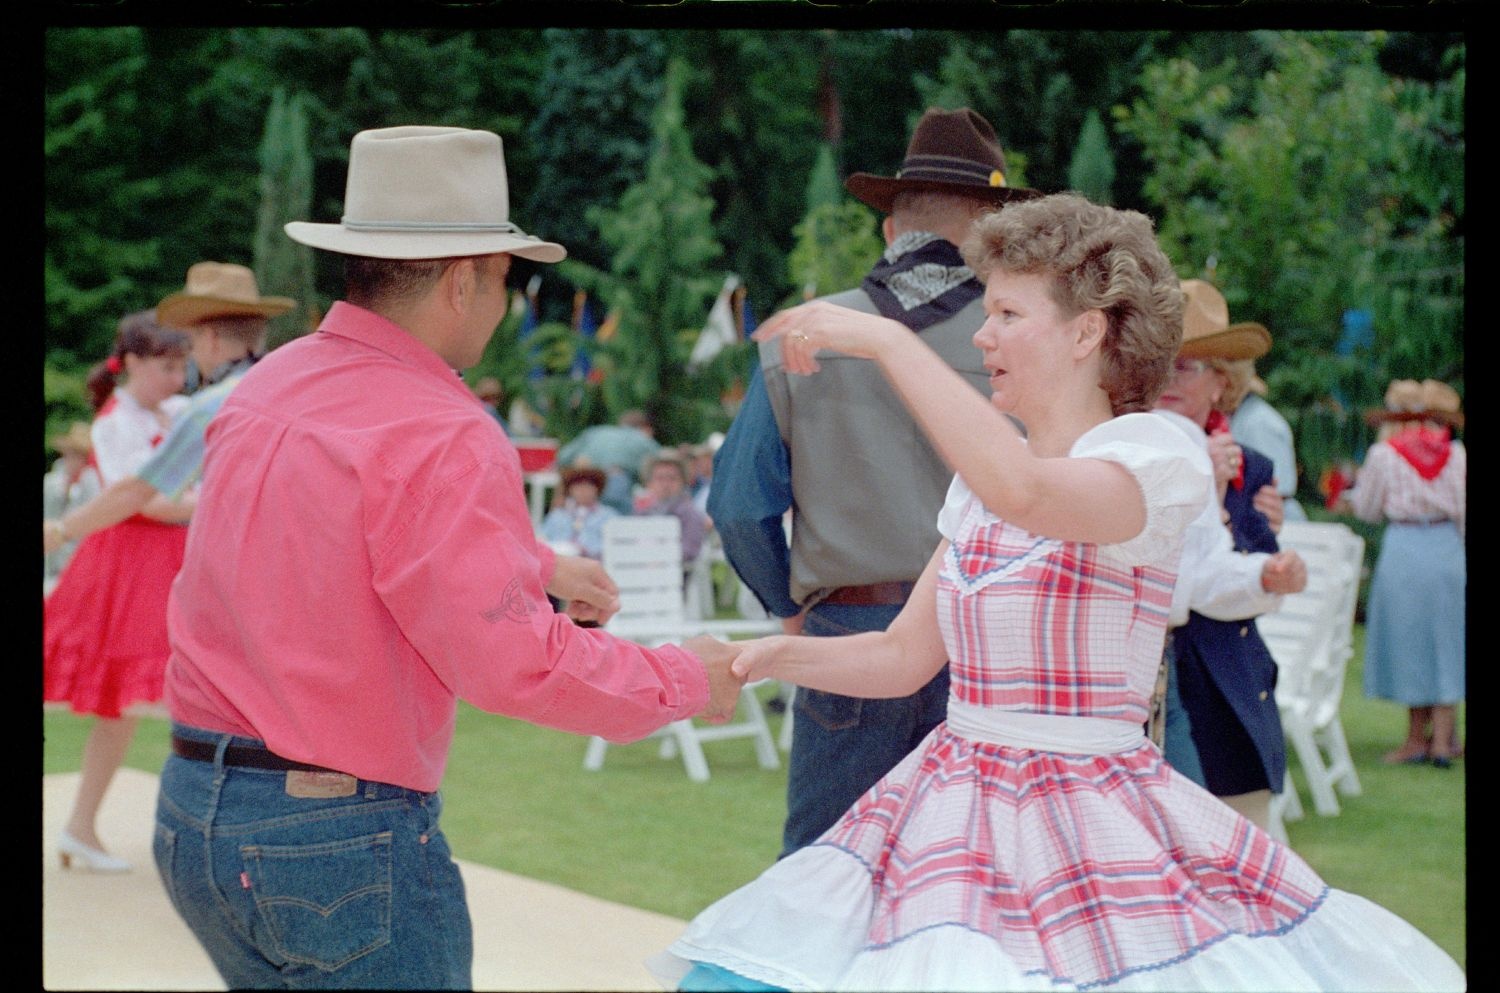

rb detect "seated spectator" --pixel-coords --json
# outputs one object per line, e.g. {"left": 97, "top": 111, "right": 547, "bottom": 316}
{"left": 557, "top": 409, "right": 660, "bottom": 515}
{"left": 539, "top": 466, "right": 617, "bottom": 559}
{"left": 634, "top": 452, "right": 709, "bottom": 574}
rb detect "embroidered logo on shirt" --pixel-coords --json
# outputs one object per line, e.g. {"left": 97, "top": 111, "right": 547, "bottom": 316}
{"left": 481, "top": 578, "right": 535, "bottom": 623}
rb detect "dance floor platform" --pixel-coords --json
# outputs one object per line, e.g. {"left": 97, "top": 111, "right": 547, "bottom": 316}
{"left": 42, "top": 768, "right": 686, "bottom": 990}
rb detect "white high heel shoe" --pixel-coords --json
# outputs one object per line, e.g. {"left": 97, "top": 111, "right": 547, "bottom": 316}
{"left": 58, "top": 830, "right": 132, "bottom": 873}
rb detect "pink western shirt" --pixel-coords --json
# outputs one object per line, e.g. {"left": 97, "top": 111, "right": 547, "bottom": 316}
{"left": 164, "top": 301, "right": 708, "bottom": 792}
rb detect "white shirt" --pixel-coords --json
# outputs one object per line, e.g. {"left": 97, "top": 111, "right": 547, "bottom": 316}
{"left": 1153, "top": 410, "right": 1282, "bottom": 628}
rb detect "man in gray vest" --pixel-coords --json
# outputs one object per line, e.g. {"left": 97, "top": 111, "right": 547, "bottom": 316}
{"left": 710, "top": 108, "right": 1039, "bottom": 856}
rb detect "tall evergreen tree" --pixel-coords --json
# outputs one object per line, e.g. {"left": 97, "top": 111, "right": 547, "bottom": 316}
{"left": 1067, "top": 109, "right": 1116, "bottom": 205}
{"left": 584, "top": 59, "right": 726, "bottom": 444}
{"left": 252, "top": 88, "right": 319, "bottom": 352}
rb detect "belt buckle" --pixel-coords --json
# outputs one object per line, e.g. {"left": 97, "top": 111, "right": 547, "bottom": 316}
{"left": 285, "top": 770, "right": 357, "bottom": 798}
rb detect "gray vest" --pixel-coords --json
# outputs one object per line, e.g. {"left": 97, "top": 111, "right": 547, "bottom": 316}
{"left": 762, "top": 287, "right": 991, "bottom": 606}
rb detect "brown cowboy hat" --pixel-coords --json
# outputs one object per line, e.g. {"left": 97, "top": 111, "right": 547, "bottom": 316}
{"left": 1365, "top": 378, "right": 1464, "bottom": 429}
{"left": 156, "top": 262, "right": 296, "bottom": 328}
{"left": 560, "top": 466, "right": 608, "bottom": 492}
{"left": 844, "top": 107, "right": 1041, "bottom": 215}
{"left": 1176, "top": 279, "right": 1271, "bottom": 361}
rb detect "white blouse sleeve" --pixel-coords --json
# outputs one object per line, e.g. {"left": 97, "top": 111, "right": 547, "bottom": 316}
{"left": 1071, "top": 413, "right": 1211, "bottom": 566}
{"left": 936, "top": 474, "right": 972, "bottom": 542}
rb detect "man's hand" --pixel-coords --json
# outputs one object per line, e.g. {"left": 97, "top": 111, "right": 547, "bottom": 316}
{"left": 1253, "top": 483, "right": 1285, "bottom": 533}
{"left": 683, "top": 635, "right": 745, "bottom": 724}
{"left": 1260, "top": 550, "right": 1307, "bottom": 595}
{"left": 546, "top": 555, "right": 621, "bottom": 625}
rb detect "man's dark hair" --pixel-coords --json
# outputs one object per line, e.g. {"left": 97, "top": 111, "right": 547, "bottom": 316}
{"left": 344, "top": 255, "right": 493, "bottom": 309}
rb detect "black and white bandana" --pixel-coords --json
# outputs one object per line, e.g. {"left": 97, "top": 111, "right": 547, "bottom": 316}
{"left": 861, "top": 231, "right": 984, "bottom": 332}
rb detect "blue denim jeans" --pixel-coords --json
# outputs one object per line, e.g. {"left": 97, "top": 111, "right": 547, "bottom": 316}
{"left": 781, "top": 603, "right": 950, "bottom": 858}
{"left": 154, "top": 723, "right": 472, "bottom": 989}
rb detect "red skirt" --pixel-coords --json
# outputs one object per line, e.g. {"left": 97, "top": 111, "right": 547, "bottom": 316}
{"left": 43, "top": 516, "right": 188, "bottom": 719}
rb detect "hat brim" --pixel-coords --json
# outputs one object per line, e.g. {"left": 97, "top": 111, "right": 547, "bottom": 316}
{"left": 284, "top": 222, "right": 567, "bottom": 263}
{"left": 156, "top": 294, "right": 297, "bottom": 329}
{"left": 1364, "top": 408, "right": 1465, "bottom": 430}
{"left": 843, "top": 174, "right": 1043, "bottom": 215}
{"left": 1178, "top": 322, "right": 1271, "bottom": 361}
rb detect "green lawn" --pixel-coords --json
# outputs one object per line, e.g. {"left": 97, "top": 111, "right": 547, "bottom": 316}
{"left": 43, "top": 629, "right": 1464, "bottom": 970}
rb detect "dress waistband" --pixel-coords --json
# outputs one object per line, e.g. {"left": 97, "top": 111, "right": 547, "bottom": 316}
{"left": 945, "top": 699, "right": 1146, "bottom": 754}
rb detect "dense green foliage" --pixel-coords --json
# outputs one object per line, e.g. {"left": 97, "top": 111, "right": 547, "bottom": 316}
{"left": 44, "top": 28, "right": 1462, "bottom": 469}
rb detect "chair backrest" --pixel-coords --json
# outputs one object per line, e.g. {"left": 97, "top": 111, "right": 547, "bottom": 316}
{"left": 602, "top": 515, "right": 686, "bottom": 642}
{"left": 1259, "top": 522, "right": 1365, "bottom": 726}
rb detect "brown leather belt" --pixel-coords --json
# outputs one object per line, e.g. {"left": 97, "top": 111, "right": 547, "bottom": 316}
{"left": 171, "top": 734, "right": 341, "bottom": 774}
{"left": 820, "top": 581, "right": 916, "bottom": 606}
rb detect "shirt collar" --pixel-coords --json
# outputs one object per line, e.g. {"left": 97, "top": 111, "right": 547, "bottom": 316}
{"left": 318, "top": 301, "right": 475, "bottom": 398}
{"left": 202, "top": 354, "right": 257, "bottom": 388}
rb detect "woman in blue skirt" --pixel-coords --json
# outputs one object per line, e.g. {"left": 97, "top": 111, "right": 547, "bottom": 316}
{"left": 1343, "top": 379, "right": 1465, "bottom": 768}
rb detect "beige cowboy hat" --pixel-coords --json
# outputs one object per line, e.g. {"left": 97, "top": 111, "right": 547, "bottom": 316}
{"left": 1365, "top": 377, "right": 1464, "bottom": 429}
{"left": 284, "top": 126, "right": 566, "bottom": 263}
{"left": 49, "top": 421, "right": 93, "bottom": 456}
{"left": 1177, "top": 279, "right": 1271, "bottom": 361}
{"left": 844, "top": 108, "right": 1041, "bottom": 215}
{"left": 156, "top": 262, "right": 296, "bottom": 328}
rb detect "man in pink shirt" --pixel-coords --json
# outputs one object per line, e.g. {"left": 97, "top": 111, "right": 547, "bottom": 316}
{"left": 153, "top": 125, "right": 742, "bottom": 990}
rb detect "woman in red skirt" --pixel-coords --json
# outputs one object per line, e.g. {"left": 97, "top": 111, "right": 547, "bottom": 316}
{"left": 44, "top": 311, "right": 193, "bottom": 872}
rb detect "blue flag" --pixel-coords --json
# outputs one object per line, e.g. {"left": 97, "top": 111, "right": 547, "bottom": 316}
{"left": 521, "top": 275, "right": 543, "bottom": 381}
{"left": 571, "top": 291, "right": 596, "bottom": 380}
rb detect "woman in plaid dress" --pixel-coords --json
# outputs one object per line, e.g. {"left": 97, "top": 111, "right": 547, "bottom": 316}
{"left": 651, "top": 195, "right": 1463, "bottom": 991}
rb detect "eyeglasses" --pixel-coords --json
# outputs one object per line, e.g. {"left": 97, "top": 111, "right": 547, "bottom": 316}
{"left": 1172, "top": 359, "right": 1212, "bottom": 378}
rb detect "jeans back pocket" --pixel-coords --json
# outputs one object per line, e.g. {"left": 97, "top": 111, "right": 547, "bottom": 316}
{"left": 241, "top": 830, "right": 394, "bottom": 972}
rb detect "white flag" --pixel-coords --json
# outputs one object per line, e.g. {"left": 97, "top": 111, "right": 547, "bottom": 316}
{"left": 688, "top": 274, "right": 741, "bottom": 371}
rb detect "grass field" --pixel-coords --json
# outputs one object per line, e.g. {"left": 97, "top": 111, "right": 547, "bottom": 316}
{"left": 42, "top": 628, "right": 1465, "bottom": 971}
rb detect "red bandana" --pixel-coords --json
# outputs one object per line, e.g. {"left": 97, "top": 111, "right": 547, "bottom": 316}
{"left": 1205, "top": 410, "right": 1244, "bottom": 489}
{"left": 1387, "top": 426, "right": 1453, "bottom": 480}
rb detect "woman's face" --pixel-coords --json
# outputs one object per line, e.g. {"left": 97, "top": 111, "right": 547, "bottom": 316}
{"left": 1154, "top": 357, "right": 1227, "bottom": 429}
{"left": 125, "top": 352, "right": 188, "bottom": 410}
{"left": 568, "top": 480, "right": 600, "bottom": 507}
{"left": 646, "top": 464, "right": 685, "bottom": 502}
{"left": 971, "top": 269, "right": 1078, "bottom": 420}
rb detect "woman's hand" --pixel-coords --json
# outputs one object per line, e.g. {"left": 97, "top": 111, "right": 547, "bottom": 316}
{"left": 729, "top": 635, "right": 793, "bottom": 684}
{"left": 1206, "top": 431, "right": 1243, "bottom": 488}
{"left": 753, "top": 301, "right": 907, "bottom": 375}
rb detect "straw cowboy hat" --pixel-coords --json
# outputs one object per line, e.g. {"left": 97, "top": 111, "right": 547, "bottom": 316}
{"left": 1365, "top": 377, "right": 1464, "bottom": 429}
{"left": 49, "top": 421, "right": 93, "bottom": 456}
{"left": 156, "top": 262, "right": 296, "bottom": 329}
{"left": 284, "top": 126, "right": 566, "bottom": 263}
{"left": 1177, "top": 279, "right": 1272, "bottom": 361}
{"left": 844, "top": 108, "right": 1041, "bottom": 215}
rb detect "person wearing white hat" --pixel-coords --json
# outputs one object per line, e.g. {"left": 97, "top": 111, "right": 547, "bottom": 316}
{"left": 149, "top": 126, "right": 743, "bottom": 989}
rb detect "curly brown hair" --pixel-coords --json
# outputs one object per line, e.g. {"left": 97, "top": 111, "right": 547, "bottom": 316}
{"left": 961, "top": 193, "right": 1183, "bottom": 415}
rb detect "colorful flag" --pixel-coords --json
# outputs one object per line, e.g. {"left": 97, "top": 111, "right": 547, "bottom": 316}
{"left": 521, "top": 275, "right": 543, "bottom": 380}
{"left": 571, "top": 290, "right": 595, "bottom": 380}
{"left": 738, "top": 286, "right": 757, "bottom": 339}
{"left": 689, "top": 274, "right": 741, "bottom": 371}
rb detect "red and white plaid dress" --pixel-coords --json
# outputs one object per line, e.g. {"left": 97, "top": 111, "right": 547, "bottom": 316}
{"left": 656, "top": 415, "right": 1463, "bottom": 991}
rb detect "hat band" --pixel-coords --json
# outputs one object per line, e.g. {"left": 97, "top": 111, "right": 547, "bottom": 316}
{"left": 340, "top": 218, "right": 523, "bottom": 233}
{"left": 897, "top": 155, "right": 1006, "bottom": 188}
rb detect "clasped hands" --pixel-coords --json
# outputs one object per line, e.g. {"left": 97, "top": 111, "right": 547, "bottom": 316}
{"left": 681, "top": 635, "right": 786, "bottom": 724}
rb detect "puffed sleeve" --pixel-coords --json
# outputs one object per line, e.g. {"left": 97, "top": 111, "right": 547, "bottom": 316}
{"left": 1071, "top": 413, "right": 1211, "bottom": 565}
{"left": 936, "top": 474, "right": 973, "bottom": 542}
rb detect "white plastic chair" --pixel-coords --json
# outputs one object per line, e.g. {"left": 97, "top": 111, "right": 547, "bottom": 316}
{"left": 1259, "top": 521, "right": 1366, "bottom": 817}
{"left": 582, "top": 516, "right": 781, "bottom": 782}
